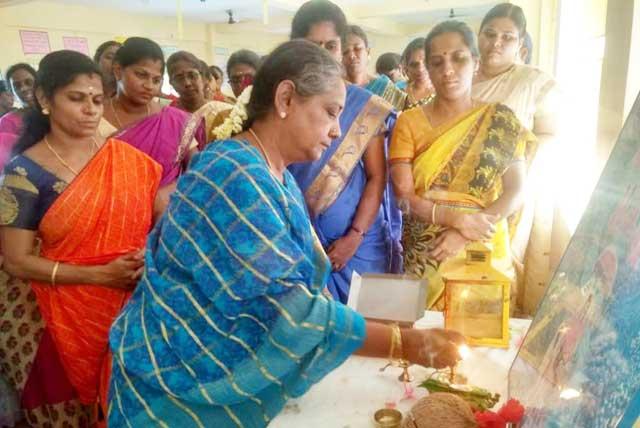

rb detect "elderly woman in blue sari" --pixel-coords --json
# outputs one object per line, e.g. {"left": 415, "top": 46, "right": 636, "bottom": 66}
{"left": 107, "top": 39, "right": 464, "bottom": 428}
{"left": 288, "top": 1, "right": 402, "bottom": 303}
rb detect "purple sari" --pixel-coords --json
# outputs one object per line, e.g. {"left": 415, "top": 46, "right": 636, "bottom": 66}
{"left": 0, "top": 132, "right": 18, "bottom": 170}
{"left": 0, "top": 112, "right": 24, "bottom": 169}
{"left": 111, "top": 106, "right": 201, "bottom": 185}
{"left": 289, "top": 85, "right": 401, "bottom": 303}
{"left": 0, "top": 111, "right": 23, "bottom": 136}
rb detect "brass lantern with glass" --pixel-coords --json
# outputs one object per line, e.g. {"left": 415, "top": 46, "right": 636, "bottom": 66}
{"left": 442, "top": 242, "right": 510, "bottom": 348}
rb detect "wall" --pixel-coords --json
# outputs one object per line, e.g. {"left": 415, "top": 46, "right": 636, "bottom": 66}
{"left": 0, "top": 0, "right": 556, "bottom": 86}
{"left": 597, "top": 0, "right": 637, "bottom": 162}
{"left": 210, "top": 27, "right": 287, "bottom": 58}
{"left": 208, "top": 23, "right": 410, "bottom": 74}
{"left": 624, "top": 0, "right": 640, "bottom": 119}
{"left": 0, "top": 0, "right": 210, "bottom": 75}
{"left": 511, "top": 0, "right": 558, "bottom": 73}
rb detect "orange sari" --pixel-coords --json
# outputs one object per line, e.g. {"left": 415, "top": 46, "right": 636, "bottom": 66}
{"left": 30, "top": 139, "right": 161, "bottom": 405}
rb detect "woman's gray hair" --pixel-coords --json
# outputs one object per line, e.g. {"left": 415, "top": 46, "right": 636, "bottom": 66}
{"left": 245, "top": 39, "right": 343, "bottom": 129}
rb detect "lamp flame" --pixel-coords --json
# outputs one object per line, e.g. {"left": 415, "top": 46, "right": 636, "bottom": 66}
{"left": 458, "top": 344, "right": 471, "bottom": 360}
{"left": 559, "top": 388, "right": 581, "bottom": 400}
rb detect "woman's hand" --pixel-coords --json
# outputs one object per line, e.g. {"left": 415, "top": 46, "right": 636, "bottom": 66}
{"left": 428, "top": 229, "right": 468, "bottom": 262}
{"left": 450, "top": 211, "right": 499, "bottom": 241}
{"left": 402, "top": 328, "right": 466, "bottom": 369}
{"left": 327, "top": 232, "right": 363, "bottom": 271}
{"left": 92, "top": 249, "right": 145, "bottom": 290}
{"left": 154, "top": 182, "right": 177, "bottom": 221}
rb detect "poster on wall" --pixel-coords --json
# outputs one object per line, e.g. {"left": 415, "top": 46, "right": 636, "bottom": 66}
{"left": 63, "top": 36, "right": 90, "bottom": 56}
{"left": 20, "top": 30, "right": 51, "bottom": 55}
{"left": 509, "top": 92, "right": 640, "bottom": 427}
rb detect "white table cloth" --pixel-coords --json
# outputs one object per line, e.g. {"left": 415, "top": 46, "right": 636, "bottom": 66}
{"left": 270, "top": 311, "right": 531, "bottom": 428}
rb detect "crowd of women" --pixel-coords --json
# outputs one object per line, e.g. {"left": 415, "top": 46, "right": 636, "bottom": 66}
{"left": 0, "top": 0, "right": 558, "bottom": 427}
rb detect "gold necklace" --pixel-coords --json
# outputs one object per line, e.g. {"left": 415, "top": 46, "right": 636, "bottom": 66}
{"left": 44, "top": 136, "right": 99, "bottom": 176}
{"left": 248, "top": 128, "right": 275, "bottom": 172}
{"left": 408, "top": 82, "right": 429, "bottom": 103}
{"left": 110, "top": 97, "right": 151, "bottom": 129}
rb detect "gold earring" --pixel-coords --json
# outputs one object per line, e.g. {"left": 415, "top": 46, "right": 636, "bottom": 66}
{"left": 42, "top": 107, "right": 50, "bottom": 115}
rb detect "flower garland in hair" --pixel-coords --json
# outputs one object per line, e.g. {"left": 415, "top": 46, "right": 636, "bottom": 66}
{"left": 212, "top": 86, "right": 253, "bottom": 140}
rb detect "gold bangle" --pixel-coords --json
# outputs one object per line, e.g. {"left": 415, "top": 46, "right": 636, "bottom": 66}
{"left": 51, "top": 261, "right": 60, "bottom": 286}
{"left": 389, "top": 323, "right": 403, "bottom": 362}
{"left": 431, "top": 202, "right": 438, "bottom": 225}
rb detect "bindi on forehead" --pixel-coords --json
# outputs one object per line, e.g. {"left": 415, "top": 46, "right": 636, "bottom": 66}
{"left": 67, "top": 87, "right": 103, "bottom": 97}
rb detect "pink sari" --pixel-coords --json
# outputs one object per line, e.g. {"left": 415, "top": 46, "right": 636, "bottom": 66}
{"left": 0, "top": 133, "right": 18, "bottom": 170}
{"left": 0, "top": 111, "right": 23, "bottom": 136}
{"left": 110, "top": 106, "right": 203, "bottom": 185}
{"left": 0, "top": 112, "right": 24, "bottom": 169}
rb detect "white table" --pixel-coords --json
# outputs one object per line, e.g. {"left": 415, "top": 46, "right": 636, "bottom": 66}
{"left": 270, "top": 311, "right": 531, "bottom": 428}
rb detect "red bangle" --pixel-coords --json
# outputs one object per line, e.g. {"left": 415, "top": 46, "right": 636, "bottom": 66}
{"left": 350, "top": 226, "right": 365, "bottom": 236}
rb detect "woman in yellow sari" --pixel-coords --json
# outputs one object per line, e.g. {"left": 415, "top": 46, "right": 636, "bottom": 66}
{"left": 390, "top": 20, "right": 534, "bottom": 309}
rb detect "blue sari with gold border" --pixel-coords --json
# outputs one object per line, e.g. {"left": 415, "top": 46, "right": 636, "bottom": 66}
{"left": 108, "top": 140, "right": 365, "bottom": 428}
{"left": 366, "top": 75, "right": 407, "bottom": 112}
{"left": 288, "top": 85, "right": 402, "bottom": 303}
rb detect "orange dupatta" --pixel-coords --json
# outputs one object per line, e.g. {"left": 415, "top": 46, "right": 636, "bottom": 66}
{"left": 31, "top": 139, "right": 161, "bottom": 405}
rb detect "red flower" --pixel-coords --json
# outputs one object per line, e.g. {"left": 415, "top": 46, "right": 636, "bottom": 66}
{"left": 475, "top": 399, "right": 525, "bottom": 428}
{"left": 475, "top": 411, "right": 505, "bottom": 428}
{"left": 498, "top": 399, "right": 525, "bottom": 423}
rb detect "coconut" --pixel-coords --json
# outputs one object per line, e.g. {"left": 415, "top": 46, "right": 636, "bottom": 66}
{"left": 401, "top": 393, "right": 477, "bottom": 428}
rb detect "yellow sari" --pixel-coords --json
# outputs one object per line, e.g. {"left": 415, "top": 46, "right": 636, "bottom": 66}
{"left": 390, "top": 103, "right": 535, "bottom": 308}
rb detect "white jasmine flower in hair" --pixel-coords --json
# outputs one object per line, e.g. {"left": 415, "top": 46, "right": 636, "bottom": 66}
{"left": 213, "top": 85, "right": 253, "bottom": 140}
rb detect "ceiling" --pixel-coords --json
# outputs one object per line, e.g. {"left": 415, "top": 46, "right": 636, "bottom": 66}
{"left": 35, "top": 0, "right": 497, "bottom": 35}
